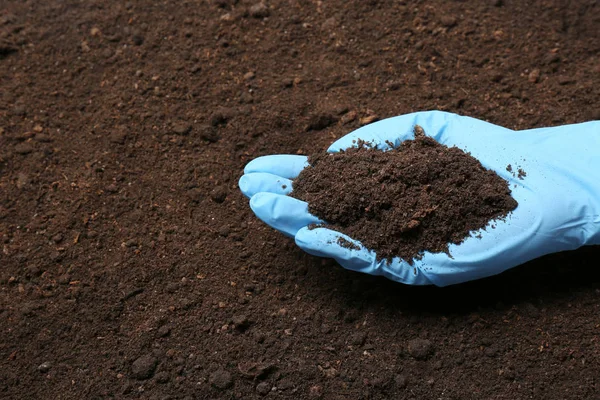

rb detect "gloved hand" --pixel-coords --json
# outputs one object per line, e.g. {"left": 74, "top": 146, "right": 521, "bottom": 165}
{"left": 239, "top": 111, "right": 600, "bottom": 286}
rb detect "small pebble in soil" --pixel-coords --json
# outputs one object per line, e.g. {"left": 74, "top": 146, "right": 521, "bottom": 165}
{"left": 440, "top": 15, "right": 458, "bottom": 28}
{"left": 157, "top": 325, "right": 171, "bottom": 337}
{"left": 278, "top": 378, "right": 294, "bottom": 390}
{"left": 14, "top": 143, "right": 33, "bottom": 155}
{"left": 109, "top": 132, "right": 127, "bottom": 144}
{"left": 132, "top": 35, "right": 144, "bottom": 46}
{"left": 210, "top": 369, "right": 233, "bottom": 390}
{"left": 528, "top": 68, "right": 540, "bottom": 83}
{"left": 340, "top": 110, "right": 357, "bottom": 125}
{"left": 385, "top": 80, "right": 402, "bottom": 91}
{"left": 232, "top": 314, "right": 251, "bottom": 331}
{"left": 199, "top": 124, "right": 220, "bottom": 142}
{"left": 407, "top": 338, "right": 433, "bottom": 360}
{"left": 394, "top": 374, "right": 407, "bottom": 388}
{"left": 484, "top": 346, "right": 498, "bottom": 357}
{"left": 172, "top": 121, "right": 192, "bottom": 135}
{"left": 37, "top": 362, "right": 52, "bottom": 373}
{"left": 210, "top": 107, "right": 235, "bottom": 126}
{"left": 359, "top": 114, "right": 378, "bottom": 126}
{"left": 187, "top": 187, "right": 204, "bottom": 203}
{"left": 343, "top": 310, "right": 359, "bottom": 323}
{"left": 309, "top": 385, "right": 323, "bottom": 398}
{"left": 34, "top": 134, "right": 52, "bottom": 142}
{"left": 281, "top": 78, "right": 294, "bottom": 88}
{"left": 211, "top": 186, "right": 228, "bottom": 203}
{"left": 131, "top": 354, "right": 158, "bottom": 380}
{"left": 12, "top": 105, "right": 26, "bottom": 116}
{"left": 249, "top": 3, "right": 269, "bottom": 18}
{"left": 155, "top": 371, "right": 170, "bottom": 383}
{"left": 350, "top": 331, "right": 367, "bottom": 346}
{"left": 306, "top": 113, "right": 337, "bottom": 131}
{"left": 16, "top": 172, "right": 29, "bottom": 189}
{"left": 256, "top": 382, "right": 271, "bottom": 395}
{"left": 520, "top": 302, "right": 540, "bottom": 317}
{"left": 218, "top": 225, "right": 230, "bottom": 237}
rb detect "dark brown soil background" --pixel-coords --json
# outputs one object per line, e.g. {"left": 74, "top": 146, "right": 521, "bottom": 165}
{"left": 292, "top": 131, "right": 518, "bottom": 262}
{"left": 1, "top": 1, "right": 599, "bottom": 399}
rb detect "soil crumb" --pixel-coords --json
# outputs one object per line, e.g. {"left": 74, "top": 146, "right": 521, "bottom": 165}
{"left": 292, "top": 126, "right": 518, "bottom": 262}
{"left": 337, "top": 237, "right": 360, "bottom": 250}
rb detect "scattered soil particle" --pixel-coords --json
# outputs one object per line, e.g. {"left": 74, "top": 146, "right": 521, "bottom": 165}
{"left": 237, "top": 362, "right": 274, "bottom": 380}
{"left": 34, "top": 134, "right": 52, "bottom": 142}
{"left": 210, "top": 369, "right": 233, "bottom": 390}
{"left": 394, "top": 374, "right": 408, "bottom": 388}
{"left": 340, "top": 110, "right": 357, "bottom": 124}
{"left": 157, "top": 325, "right": 171, "bottom": 337}
{"left": 131, "top": 354, "right": 158, "bottom": 380}
{"left": 132, "top": 35, "right": 144, "bottom": 46}
{"left": 440, "top": 15, "right": 458, "bottom": 28}
{"left": 198, "top": 124, "right": 220, "bottom": 142}
{"left": 0, "top": 43, "right": 18, "bottom": 58}
{"left": 407, "top": 338, "right": 434, "bottom": 360}
{"left": 359, "top": 114, "right": 379, "bottom": 126}
{"left": 109, "top": 132, "right": 127, "bottom": 144}
{"left": 232, "top": 314, "right": 251, "bottom": 331}
{"left": 309, "top": 385, "right": 323, "bottom": 398}
{"left": 337, "top": 237, "right": 360, "bottom": 250}
{"left": 211, "top": 186, "right": 228, "bottom": 203}
{"left": 14, "top": 143, "right": 33, "bottom": 155}
{"left": 172, "top": 121, "right": 192, "bottom": 135}
{"left": 210, "top": 108, "right": 235, "bottom": 126}
{"left": 306, "top": 113, "right": 338, "bottom": 131}
{"left": 256, "top": 381, "right": 271, "bottom": 395}
{"left": 37, "top": 362, "right": 52, "bottom": 373}
{"left": 529, "top": 68, "right": 541, "bottom": 83}
{"left": 292, "top": 127, "right": 518, "bottom": 262}
{"left": 350, "top": 331, "right": 367, "bottom": 346}
{"left": 154, "top": 371, "right": 170, "bottom": 384}
{"left": 249, "top": 3, "right": 269, "bottom": 18}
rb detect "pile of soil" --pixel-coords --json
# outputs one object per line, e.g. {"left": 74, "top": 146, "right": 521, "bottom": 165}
{"left": 292, "top": 127, "right": 518, "bottom": 261}
{"left": 1, "top": 1, "right": 599, "bottom": 399}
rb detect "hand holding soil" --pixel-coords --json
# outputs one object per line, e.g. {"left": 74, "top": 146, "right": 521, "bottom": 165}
{"left": 240, "top": 111, "right": 600, "bottom": 286}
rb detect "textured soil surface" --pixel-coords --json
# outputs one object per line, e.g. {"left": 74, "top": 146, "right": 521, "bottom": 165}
{"left": 292, "top": 130, "right": 518, "bottom": 262}
{"left": 1, "top": 1, "right": 599, "bottom": 399}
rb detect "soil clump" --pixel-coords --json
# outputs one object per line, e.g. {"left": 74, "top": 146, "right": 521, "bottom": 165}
{"left": 292, "top": 127, "right": 518, "bottom": 261}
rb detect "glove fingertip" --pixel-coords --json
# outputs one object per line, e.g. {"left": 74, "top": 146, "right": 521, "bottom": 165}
{"left": 238, "top": 175, "right": 251, "bottom": 198}
{"left": 243, "top": 155, "right": 309, "bottom": 178}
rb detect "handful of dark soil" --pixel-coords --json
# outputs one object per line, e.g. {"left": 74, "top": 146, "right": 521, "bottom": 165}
{"left": 291, "top": 126, "right": 518, "bottom": 262}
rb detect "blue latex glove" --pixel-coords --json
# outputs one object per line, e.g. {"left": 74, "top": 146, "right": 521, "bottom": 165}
{"left": 239, "top": 111, "right": 600, "bottom": 286}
